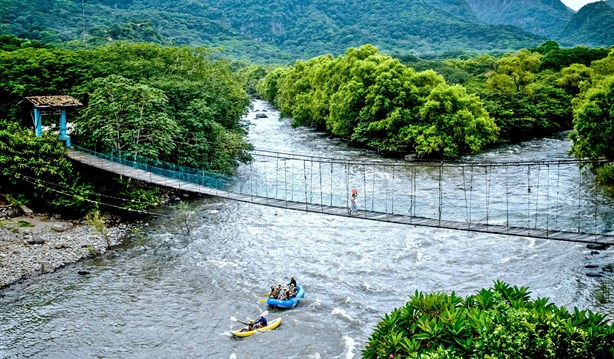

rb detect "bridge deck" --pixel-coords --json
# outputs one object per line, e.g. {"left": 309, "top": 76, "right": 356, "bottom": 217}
{"left": 67, "top": 149, "right": 614, "bottom": 246}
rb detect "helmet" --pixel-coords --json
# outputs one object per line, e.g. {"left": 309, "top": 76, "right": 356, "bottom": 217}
{"left": 250, "top": 320, "right": 254, "bottom": 324}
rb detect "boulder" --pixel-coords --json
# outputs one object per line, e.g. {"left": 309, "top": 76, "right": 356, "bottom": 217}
{"left": 587, "top": 243, "right": 609, "bottom": 251}
{"left": 404, "top": 154, "right": 417, "bottom": 161}
{"left": 51, "top": 222, "right": 73, "bottom": 232}
{"left": 255, "top": 113, "right": 268, "bottom": 119}
{"left": 586, "top": 272, "right": 603, "bottom": 278}
{"left": 26, "top": 236, "right": 45, "bottom": 245}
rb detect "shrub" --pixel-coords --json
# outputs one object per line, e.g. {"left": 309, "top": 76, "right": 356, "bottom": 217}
{"left": 363, "top": 281, "right": 614, "bottom": 358}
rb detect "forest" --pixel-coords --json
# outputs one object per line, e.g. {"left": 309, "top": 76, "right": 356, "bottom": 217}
{"left": 256, "top": 41, "right": 614, "bottom": 183}
{"left": 0, "top": 0, "right": 552, "bottom": 61}
{"left": 0, "top": 36, "right": 252, "bottom": 215}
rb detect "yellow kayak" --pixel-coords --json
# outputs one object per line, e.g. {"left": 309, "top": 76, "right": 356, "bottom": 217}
{"left": 230, "top": 318, "right": 282, "bottom": 337}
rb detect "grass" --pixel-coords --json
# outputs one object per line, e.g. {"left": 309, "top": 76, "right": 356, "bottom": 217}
{"left": 17, "top": 220, "right": 34, "bottom": 227}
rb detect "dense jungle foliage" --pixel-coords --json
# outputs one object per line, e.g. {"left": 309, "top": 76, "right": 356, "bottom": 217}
{"left": 0, "top": 37, "right": 251, "bottom": 215}
{"left": 257, "top": 42, "right": 614, "bottom": 182}
{"left": 0, "top": 0, "right": 546, "bottom": 61}
{"left": 363, "top": 281, "right": 614, "bottom": 358}
{"left": 2, "top": 0, "right": 613, "bottom": 62}
{"left": 257, "top": 45, "right": 499, "bottom": 158}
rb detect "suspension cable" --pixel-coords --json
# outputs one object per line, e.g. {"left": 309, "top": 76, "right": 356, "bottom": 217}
{"left": 535, "top": 165, "right": 541, "bottom": 230}
{"left": 546, "top": 164, "right": 550, "bottom": 237}
{"left": 527, "top": 165, "right": 531, "bottom": 233}
{"left": 485, "top": 165, "right": 491, "bottom": 228}
{"left": 438, "top": 162, "right": 443, "bottom": 224}
{"left": 505, "top": 165, "right": 510, "bottom": 227}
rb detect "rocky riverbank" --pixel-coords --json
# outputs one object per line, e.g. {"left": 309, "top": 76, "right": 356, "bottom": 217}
{"left": 0, "top": 214, "right": 132, "bottom": 289}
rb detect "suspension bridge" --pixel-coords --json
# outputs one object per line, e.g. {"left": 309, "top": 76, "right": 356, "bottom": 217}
{"left": 66, "top": 147, "right": 614, "bottom": 246}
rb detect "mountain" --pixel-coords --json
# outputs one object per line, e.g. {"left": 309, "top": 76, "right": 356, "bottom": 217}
{"left": 209, "top": 0, "right": 544, "bottom": 57}
{"left": 464, "top": 0, "right": 573, "bottom": 39}
{"left": 0, "top": 0, "right": 546, "bottom": 61}
{"left": 558, "top": 1, "right": 614, "bottom": 47}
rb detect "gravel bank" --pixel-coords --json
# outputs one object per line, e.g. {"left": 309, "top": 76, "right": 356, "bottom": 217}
{"left": 0, "top": 215, "right": 131, "bottom": 289}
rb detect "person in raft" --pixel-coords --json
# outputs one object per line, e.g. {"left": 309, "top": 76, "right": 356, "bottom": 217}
{"left": 269, "top": 284, "right": 282, "bottom": 299}
{"left": 253, "top": 315, "right": 267, "bottom": 329}
{"left": 240, "top": 316, "right": 267, "bottom": 332}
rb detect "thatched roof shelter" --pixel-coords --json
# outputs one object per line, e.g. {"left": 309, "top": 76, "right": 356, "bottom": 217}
{"left": 24, "top": 95, "right": 82, "bottom": 108}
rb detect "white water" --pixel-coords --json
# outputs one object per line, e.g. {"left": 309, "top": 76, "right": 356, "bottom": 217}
{"left": 1, "top": 99, "right": 612, "bottom": 358}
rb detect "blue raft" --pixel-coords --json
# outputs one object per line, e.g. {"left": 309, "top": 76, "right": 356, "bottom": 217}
{"left": 266, "top": 285, "right": 305, "bottom": 309}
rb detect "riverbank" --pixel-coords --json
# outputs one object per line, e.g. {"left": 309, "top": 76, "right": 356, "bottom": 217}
{"left": 0, "top": 214, "right": 132, "bottom": 289}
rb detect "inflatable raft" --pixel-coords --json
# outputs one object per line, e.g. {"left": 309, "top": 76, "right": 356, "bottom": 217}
{"left": 266, "top": 285, "right": 305, "bottom": 308}
{"left": 230, "top": 318, "right": 282, "bottom": 337}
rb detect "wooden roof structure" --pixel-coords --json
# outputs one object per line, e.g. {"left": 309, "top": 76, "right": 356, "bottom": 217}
{"left": 25, "top": 95, "right": 82, "bottom": 108}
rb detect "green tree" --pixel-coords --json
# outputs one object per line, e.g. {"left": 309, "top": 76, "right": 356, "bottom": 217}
{"left": 487, "top": 49, "right": 541, "bottom": 93}
{"left": 236, "top": 64, "right": 268, "bottom": 95}
{"left": 75, "top": 75, "right": 178, "bottom": 158}
{"left": 0, "top": 47, "right": 85, "bottom": 120}
{"left": 559, "top": 63, "right": 593, "bottom": 95}
{"left": 258, "top": 45, "right": 498, "bottom": 158}
{"left": 569, "top": 75, "right": 614, "bottom": 183}
{"left": 407, "top": 84, "right": 499, "bottom": 158}
{"left": 0, "top": 120, "right": 95, "bottom": 215}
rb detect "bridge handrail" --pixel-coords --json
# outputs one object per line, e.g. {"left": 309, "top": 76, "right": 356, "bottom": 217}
{"left": 250, "top": 148, "right": 612, "bottom": 168}
{"left": 72, "top": 146, "right": 232, "bottom": 190}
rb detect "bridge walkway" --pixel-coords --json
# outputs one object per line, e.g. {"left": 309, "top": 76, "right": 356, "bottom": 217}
{"left": 67, "top": 149, "right": 614, "bottom": 246}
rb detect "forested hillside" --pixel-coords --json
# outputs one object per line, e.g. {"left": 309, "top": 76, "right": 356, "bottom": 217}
{"left": 465, "top": 0, "right": 573, "bottom": 39}
{"left": 0, "top": 0, "right": 545, "bottom": 60}
{"left": 558, "top": 2, "right": 614, "bottom": 48}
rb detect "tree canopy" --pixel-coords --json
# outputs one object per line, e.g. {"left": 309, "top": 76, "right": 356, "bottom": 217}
{"left": 568, "top": 50, "right": 614, "bottom": 183}
{"left": 364, "top": 281, "right": 614, "bottom": 358}
{"left": 0, "top": 39, "right": 252, "bottom": 214}
{"left": 257, "top": 45, "right": 499, "bottom": 158}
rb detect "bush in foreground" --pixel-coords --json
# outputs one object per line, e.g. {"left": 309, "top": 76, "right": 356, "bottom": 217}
{"left": 363, "top": 281, "right": 614, "bottom": 359}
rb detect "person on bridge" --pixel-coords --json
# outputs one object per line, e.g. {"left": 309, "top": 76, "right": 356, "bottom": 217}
{"left": 350, "top": 189, "right": 358, "bottom": 215}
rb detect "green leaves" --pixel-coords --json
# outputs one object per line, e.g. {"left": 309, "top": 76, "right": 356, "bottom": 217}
{"left": 363, "top": 282, "right": 614, "bottom": 358}
{"left": 75, "top": 74, "right": 178, "bottom": 158}
{"left": 569, "top": 54, "right": 614, "bottom": 184}
{"left": 0, "top": 120, "right": 95, "bottom": 215}
{"left": 258, "top": 45, "right": 498, "bottom": 159}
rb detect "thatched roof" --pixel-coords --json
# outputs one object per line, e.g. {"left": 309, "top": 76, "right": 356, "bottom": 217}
{"left": 25, "top": 95, "right": 82, "bottom": 108}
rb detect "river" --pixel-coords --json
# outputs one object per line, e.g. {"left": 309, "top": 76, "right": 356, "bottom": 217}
{"left": 1, "top": 99, "right": 612, "bottom": 358}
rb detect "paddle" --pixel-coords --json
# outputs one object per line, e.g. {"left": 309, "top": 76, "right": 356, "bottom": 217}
{"left": 229, "top": 316, "right": 250, "bottom": 326}
{"left": 230, "top": 310, "right": 269, "bottom": 327}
